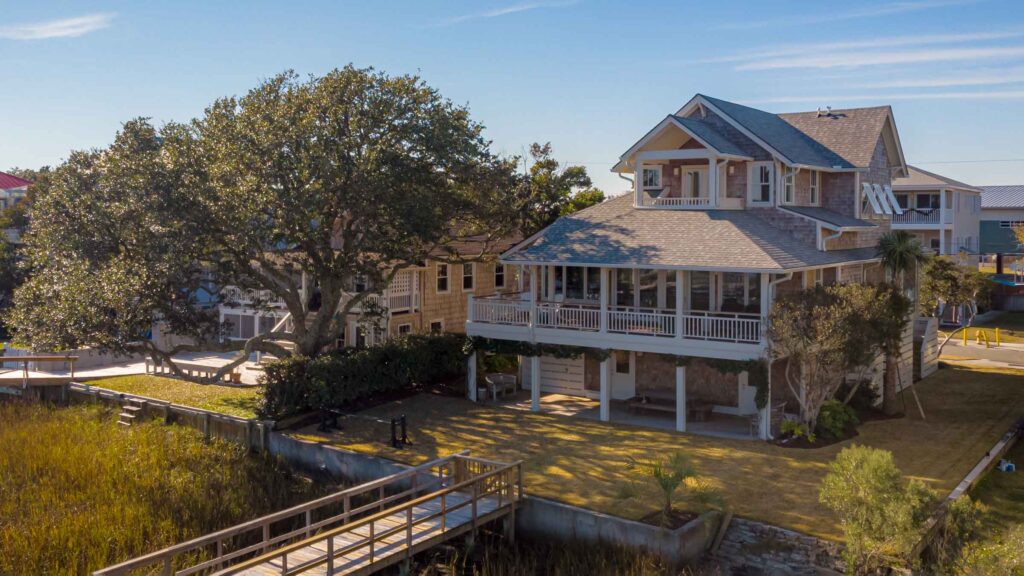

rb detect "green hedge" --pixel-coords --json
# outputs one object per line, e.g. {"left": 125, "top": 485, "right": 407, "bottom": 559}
{"left": 257, "top": 333, "right": 468, "bottom": 419}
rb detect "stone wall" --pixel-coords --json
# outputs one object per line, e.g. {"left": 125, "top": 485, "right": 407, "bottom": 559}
{"left": 714, "top": 517, "right": 845, "bottom": 575}
{"left": 635, "top": 354, "right": 739, "bottom": 406}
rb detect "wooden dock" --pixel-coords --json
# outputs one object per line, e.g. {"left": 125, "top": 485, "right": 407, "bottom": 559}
{"left": 95, "top": 453, "right": 523, "bottom": 576}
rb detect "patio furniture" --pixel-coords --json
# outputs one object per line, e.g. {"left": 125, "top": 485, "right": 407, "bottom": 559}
{"left": 482, "top": 373, "right": 517, "bottom": 401}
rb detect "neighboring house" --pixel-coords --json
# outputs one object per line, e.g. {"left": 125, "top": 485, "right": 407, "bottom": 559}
{"left": 0, "top": 171, "right": 31, "bottom": 244}
{"left": 466, "top": 94, "right": 912, "bottom": 440}
{"left": 979, "top": 185, "right": 1024, "bottom": 255}
{"left": 891, "top": 166, "right": 982, "bottom": 257}
{"left": 218, "top": 241, "right": 521, "bottom": 349}
{"left": 979, "top": 185, "right": 1024, "bottom": 311}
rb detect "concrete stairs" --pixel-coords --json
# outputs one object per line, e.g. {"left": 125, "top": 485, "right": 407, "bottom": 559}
{"left": 117, "top": 399, "right": 144, "bottom": 427}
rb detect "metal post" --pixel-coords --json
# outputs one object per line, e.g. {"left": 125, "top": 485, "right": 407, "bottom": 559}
{"left": 400, "top": 415, "right": 409, "bottom": 445}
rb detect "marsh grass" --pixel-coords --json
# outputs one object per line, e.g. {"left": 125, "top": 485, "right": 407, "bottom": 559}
{"left": 0, "top": 402, "right": 323, "bottom": 575}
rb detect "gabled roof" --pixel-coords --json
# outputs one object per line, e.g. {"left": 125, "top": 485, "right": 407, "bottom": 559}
{"left": 892, "top": 166, "right": 981, "bottom": 193}
{"left": 503, "top": 194, "right": 880, "bottom": 272}
{"left": 0, "top": 171, "right": 31, "bottom": 190}
{"left": 669, "top": 116, "right": 749, "bottom": 158}
{"left": 697, "top": 95, "right": 856, "bottom": 170}
{"left": 780, "top": 206, "right": 877, "bottom": 230}
{"left": 778, "top": 105, "right": 903, "bottom": 172}
{"left": 981, "top": 185, "right": 1024, "bottom": 209}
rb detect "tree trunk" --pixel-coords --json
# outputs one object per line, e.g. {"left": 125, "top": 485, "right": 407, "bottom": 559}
{"left": 882, "top": 353, "right": 900, "bottom": 416}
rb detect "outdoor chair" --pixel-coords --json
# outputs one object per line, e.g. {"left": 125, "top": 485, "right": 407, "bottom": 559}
{"left": 482, "top": 373, "right": 517, "bottom": 402}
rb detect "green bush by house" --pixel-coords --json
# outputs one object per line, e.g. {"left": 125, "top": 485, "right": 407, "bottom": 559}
{"left": 258, "top": 333, "right": 468, "bottom": 419}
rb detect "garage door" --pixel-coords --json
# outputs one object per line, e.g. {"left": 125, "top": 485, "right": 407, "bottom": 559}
{"left": 538, "top": 356, "right": 585, "bottom": 395}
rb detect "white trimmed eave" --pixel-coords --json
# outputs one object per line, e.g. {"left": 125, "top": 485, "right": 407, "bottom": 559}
{"left": 611, "top": 114, "right": 754, "bottom": 173}
{"left": 677, "top": 95, "right": 798, "bottom": 167}
{"left": 498, "top": 256, "right": 882, "bottom": 275}
{"left": 892, "top": 184, "right": 983, "bottom": 194}
{"left": 885, "top": 109, "right": 909, "bottom": 179}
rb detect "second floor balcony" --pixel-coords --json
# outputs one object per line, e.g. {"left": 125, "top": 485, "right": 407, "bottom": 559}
{"left": 891, "top": 207, "right": 952, "bottom": 226}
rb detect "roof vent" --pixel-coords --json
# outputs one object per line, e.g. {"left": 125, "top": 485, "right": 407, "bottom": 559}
{"left": 816, "top": 106, "right": 833, "bottom": 118}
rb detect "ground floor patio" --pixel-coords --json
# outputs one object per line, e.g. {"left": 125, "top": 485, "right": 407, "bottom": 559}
{"left": 296, "top": 363, "right": 1024, "bottom": 540}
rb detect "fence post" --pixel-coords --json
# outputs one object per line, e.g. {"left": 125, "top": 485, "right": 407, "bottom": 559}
{"left": 203, "top": 412, "right": 211, "bottom": 441}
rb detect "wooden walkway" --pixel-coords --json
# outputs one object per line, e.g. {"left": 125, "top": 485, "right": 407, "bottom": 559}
{"left": 95, "top": 453, "right": 522, "bottom": 576}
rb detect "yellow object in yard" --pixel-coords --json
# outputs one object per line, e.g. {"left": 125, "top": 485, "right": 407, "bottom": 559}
{"left": 963, "top": 329, "right": 968, "bottom": 346}
{"left": 975, "top": 330, "right": 991, "bottom": 348}
{"left": 996, "top": 328, "right": 1001, "bottom": 347}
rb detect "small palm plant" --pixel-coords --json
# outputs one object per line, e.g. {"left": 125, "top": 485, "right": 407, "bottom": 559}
{"left": 616, "top": 451, "right": 722, "bottom": 528}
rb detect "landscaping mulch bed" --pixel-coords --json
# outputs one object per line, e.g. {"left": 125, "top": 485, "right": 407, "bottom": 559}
{"left": 638, "top": 509, "right": 698, "bottom": 530}
{"left": 774, "top": 408, "right": 904, "bottom": 450}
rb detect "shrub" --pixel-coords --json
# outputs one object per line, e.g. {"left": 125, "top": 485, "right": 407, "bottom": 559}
{"left": 258, "top": 333, "right": 469, "bottom": 419}
{"left": 816, "top": 400, "right": 859, "bottom": 439}
{"left": 780, "top": 419, "right": 816, "bottom": 443}
{"left": 837, "top": 379, "right": 880, "bottom": 413}
{"left": 954, "top": 524, "right": 1024, "bottom": 575}
{"left": 819, "top": 445, "right": 934, "bottom": 575}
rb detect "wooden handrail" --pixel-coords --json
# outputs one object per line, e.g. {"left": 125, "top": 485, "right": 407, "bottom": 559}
{"left": 212, "top": 459, "right": 523, "bottom": 576}
{"left": 93, "top": 452, "right": 468, "bottom": 576}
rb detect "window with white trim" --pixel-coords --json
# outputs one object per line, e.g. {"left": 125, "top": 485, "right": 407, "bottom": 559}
{"left": 397, "top": 323, "right": 412, "bottom": 335}
{"left": 809, "top": 170, "right": 820, "bottom": 205}
{"left": 429, "top": 320, "right": 444, "bottom": 333}
{"left": 782, "top": 168, "right": 795, "bottom": 204}
{"left": 494, "top": 263, "right": 505, "bottom": 288}
{"left": 748, "top": 162, "right": 773, "bottom": 205}
{"left": 436, "top": 263, "right": 449, "bottom": 293}
{"left": 642, "top": 166, "right": 662, "bottom": 189}
{"left": 462, "top": 262, "right": 474, "bottom": 292}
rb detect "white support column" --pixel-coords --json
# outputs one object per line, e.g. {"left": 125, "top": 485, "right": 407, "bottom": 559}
{"left": 635, "top": 161, "right": 643, "bottom": 206}
{"left": 675, "top": 270, "right": 684, "bottom": 340}
{"left": 529, "top": 266, "right": 539, "bottom": 327}
{"left": 676, "top": 365, "right": 687, "bottom": 432}
{"left": 707, "top": 157, "right": 717, "bottom": 207}
{"left": 939, "top": 190, "right": 947, "bottom": 255}
{"left": 760, "top": 362, "right": 772, "bottom": 440}
{"left": 467, "top": 294, "right": 475, "bottom": 323}
{"left": 599, "top": 358, "right": 611, "bottom": 422}
{"left": 599, "top": 268, "right": 609, "bottom": 333}
{"left": 530, "top": 355, "right": 541, "bottom": 412}
{"left": 467, "top": 352, "right": 478, "bottom": 402}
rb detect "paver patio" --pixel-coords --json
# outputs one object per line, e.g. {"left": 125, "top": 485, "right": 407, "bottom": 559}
{"left": 297, "top": 364, "right": 1024, "bottom": 540}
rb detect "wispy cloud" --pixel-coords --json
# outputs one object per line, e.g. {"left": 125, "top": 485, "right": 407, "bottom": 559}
{"left": 696, "top": 30, "right": 1024, "bottom": 65}
{"left": 716, "top": 0, "right": 976, "bottom": 30}
{"left": 0, "top": 12, "right": 115, "bottom": 40}
{"left": 857, "top": 68, "right": 1024, "bottom": 89}
{"left": 747, "top": 90, "right": 1024, "bottom": 105}
{"left": 431, "top": 0, "right": 578, "bottom": 27}
{"left": 738, "top": 45, "right": 1024, "bottom": 70}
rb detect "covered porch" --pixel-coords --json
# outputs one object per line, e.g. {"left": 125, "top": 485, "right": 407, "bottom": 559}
{"left": 467, "top": 349, "right": 787, "bottom": 441}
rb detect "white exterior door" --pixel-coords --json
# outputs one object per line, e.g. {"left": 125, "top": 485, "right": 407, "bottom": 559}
{"left": 611, "top": 350, "right": 636, "bottom": 400}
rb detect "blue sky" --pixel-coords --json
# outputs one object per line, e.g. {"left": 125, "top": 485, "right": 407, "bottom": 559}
{"left": 3, "top": 0, "right": 1024, "bottom": 193}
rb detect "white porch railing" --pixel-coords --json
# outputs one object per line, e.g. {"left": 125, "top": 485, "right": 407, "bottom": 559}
{"left": 638, "top": 193, "right": 713, "bottom": 209}
{"left": 470, "top": 296, "right": 762, "bottom": 344}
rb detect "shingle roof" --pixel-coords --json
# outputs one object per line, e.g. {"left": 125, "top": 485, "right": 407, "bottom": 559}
{"left": 699, "top": 95, "right": 856, "bottom": 170}
{"left": 670, "top": 116, "right": 750, "bottom": 158}
{"left": 780, "top": 206, "right": 876, "bottom": 230}
{"left": 0, "top": 171, "right": 31, "bottom": 190}
{"left": 504, "top": 195, "right": 879, "bottom": 271}
{"left": 893, "top": 166, "right": 980, "bottom": 193}
{"left": 777, "top": 105, "right": 893, "bottom": 169}
{"left": 981, "top": 185, "right": 1024, "bottom": 209}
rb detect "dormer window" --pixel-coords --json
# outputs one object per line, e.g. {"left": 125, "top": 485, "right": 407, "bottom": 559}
{"left": 642, "top": 166, "right": 662, "bottom": 190}
{"left": 748, "top": 162, "right": 773, "bottom": 205}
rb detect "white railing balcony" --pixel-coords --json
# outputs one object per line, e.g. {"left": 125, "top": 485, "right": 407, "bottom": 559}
{"left": 638, "top": 191, "right": 713, "bottom": 209}
{"left": 470, "top": 295, "right": 762, "bottom": 345}
{"left": 892, "top": 206, "right": 937, "bottom": 224}
{"left": 223, "top": 286, "right": 278, "bottom": 305}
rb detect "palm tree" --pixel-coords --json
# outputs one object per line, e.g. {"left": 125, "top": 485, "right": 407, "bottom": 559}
{"left": 616, "top": 451, "right": 722, "bottom": 527}
{"left": 875, "top": 231, "right": 929, "bottom": 415}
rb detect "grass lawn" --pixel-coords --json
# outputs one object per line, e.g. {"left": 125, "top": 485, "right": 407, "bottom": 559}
{"left": 297, "top": 364, "right": 1024, "bottom": 540}
{"left": 88, "top": 375, "right": 262, "bottom": 418}
{"left": 970, "top": 440, "right": 1024, "bottom": 541}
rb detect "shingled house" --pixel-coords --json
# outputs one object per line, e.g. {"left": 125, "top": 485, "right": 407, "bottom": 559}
{"left": 466, "top": 95, "right": 912, "bottom": 440}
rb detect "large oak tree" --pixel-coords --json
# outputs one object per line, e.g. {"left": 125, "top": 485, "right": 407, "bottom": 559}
{"left": 8, "top": 67, "right": 527, "bottom": 380}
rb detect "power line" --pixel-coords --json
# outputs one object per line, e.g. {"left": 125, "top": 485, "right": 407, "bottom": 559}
{"left": 915, "top": 158, "right": 1024, "bottom": 165}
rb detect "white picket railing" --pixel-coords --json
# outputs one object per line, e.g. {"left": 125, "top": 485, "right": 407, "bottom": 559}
{"left": 535, "top": 303, "right": 600, "bottom": 331}
{"left": 470, "top": 297, "right": 762, "bottom": 344}
{"left": 640, "top": 194, "right": 712, "bottom": 208}
{"left": 607, "top": 307, "right": 675, "bottom": 336}
{"left": 891, "top": 208, "right": 952, "bottom": 225}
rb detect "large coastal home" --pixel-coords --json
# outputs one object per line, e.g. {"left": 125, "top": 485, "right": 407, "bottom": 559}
{"left": 0, "top": 170, "right": 31, "bottom": 244}
{"left": 891, "top": 166, "right": 982, "bottom": 257}
{"left": 465, "top": 95, "right": 913, "bottom": 440}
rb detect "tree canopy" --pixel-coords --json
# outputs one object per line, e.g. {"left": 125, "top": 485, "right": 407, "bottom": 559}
{"left": 8, "top": 66, "right": 531, "bottom": 380}
{"left": 520, "top": 142, "right": 604, "bottom": 235}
